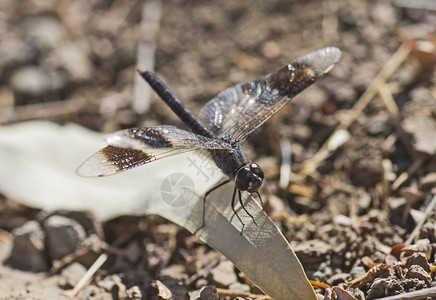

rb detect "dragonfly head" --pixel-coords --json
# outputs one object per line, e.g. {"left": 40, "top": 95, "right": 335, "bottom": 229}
{"left": 235, "top": 163, "right": 264, "bottom": 193}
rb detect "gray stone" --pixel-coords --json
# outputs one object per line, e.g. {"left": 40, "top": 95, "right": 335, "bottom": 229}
{"left": 293, "top": 240, "right": 332, "bottom": 265}
{"left": 10, "top": 66, "right": 52, "bottom": 96}
{"left": 421, "top": 172, "right": 436, "bottom": 190}
{"left": 406, "top": 252, "right": 431, "bottom": 273}
{"left": 126, "top": 285, "right": 142, "bottom": 300}
{"left": 229, "top": 281, "right": 250, "bottom": 293}
{"left": 367, "top": 277, "right": 389, "bottom": 299}
{"left": 43, "top": 215, "right": 86, "bottom": 261}
{"left": 209, "top": 260, "right": 237, "bottom": 288}
{"left": 59, "top": 262, "right": 87, "bottom": 289}
{"left": 405, "top": 265, "right": 432, "bottom": 286}
{"left": 47, "top": 39, "right": 92, "bottom": 83}
{"left": 98, "top": 274, "right": 126, "bottom": 297}
{"left": 19, "top": 16, "right": 67, "bottom": 50}
{"left": 403, "top": 115, "right": 436, "bottom": 155}
{"left": 199, "top": 285, "right": 218, "bottom": 300}
{"left": 0, "top": 35, "right": 35, "bottom": 72}
{"left": 6, "top": 221, "right": 48, "bottom": 272}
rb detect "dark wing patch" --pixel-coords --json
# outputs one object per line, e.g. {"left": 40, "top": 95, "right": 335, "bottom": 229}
{"left": 76, "top": 146, "right": 193, "bottom": 177}
{"left": 77, "top": 125, "right": 235, "bottom": 177}
{"left": 100, "top": 145, "right": 153, "bottom": 173}
{"left": 198, "top": 47, "right": 341, "bottom": 142}
{"left": 105, "top": 125, "right": 233, "bottom": 151}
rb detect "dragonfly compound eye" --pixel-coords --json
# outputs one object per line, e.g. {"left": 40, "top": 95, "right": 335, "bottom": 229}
{"left": 235, "top": 164, "right": 264, "bottom": 193}
{"left": 250, "top": 163, "right": 264, "bottom": 180}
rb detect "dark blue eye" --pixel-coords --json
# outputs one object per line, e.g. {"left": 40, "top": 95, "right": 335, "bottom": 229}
{"left": 235, "top": 164, "right": 264, "bottom": 193}
{"left": 250, "top": 163, "right": 264, "bottom": 180}
{"left": 235, "top": 166, "right": 251, "bottom": 191}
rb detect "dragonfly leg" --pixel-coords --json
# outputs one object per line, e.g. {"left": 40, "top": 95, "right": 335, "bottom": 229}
{"left": 232, "top": 187, "right": 245, "bottom": 235}
{"left": 193, "top": 179, "right": 230, "bottom": 235}
{"left": 256, "top": 191, "right": 265, "bottom": 211}
{"left": 238, "top": 190, "right": 257, "bottom": 226}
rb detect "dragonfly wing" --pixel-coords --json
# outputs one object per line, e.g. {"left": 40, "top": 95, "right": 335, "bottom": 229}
{"left": 199, "top": 47, "right": 341, "bottom": 142}
{"left": 77, "top": 125, "right": 233, "bottom": 177}
{"left": 105, "top": 125, "right": 233, "bottom": 151}
{"left": 76, "top": 146, "right": 195, "bottom": 177}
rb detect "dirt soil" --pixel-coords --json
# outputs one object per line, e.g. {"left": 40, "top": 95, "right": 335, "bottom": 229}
{"left": 1, "top": 0, "right": 436, "bottom": 299}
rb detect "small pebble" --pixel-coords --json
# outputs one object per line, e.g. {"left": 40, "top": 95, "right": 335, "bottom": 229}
{"left": 6, "top": 221, "right": 48, "bottom": 272}
{"left": 59, "top": 262, "right": 87, "bottom": 289}
{"left": 405, "top": 265, "right": 432, "bottom": 286}
{"left": 151, "top": 280, "right": 172, "bottom": 300}
{"left": 50, "top": 40, "right": 92, "bottom": 82}
{"left": 97, "top": 274, "right": 126, "bottom": 294}
{"left": 10, "top": 67, "right": 51, "bottom": 96}
{"left": 43, "top": 215, "right": 86, "bottom": 261}
{"left": 0, "top": 35, "right": 35, "bottom": 70}
{"left": 261, "top": 41, "right": 281, "bottom": 58}
{"left": 366, "top": 113, "right": 391, "bottom": 136}
{"left": 229, "top": 281, "right": 250, "bottom": 293}
{"left": 19, "top": 16, "right": 67, "bottom": 50}
{"left": 199, "top": 285, "right": 218, "bottom": 300}
{"left": 420, "top": 172, "right": 436, "bottom": 190}
{"left": 210, "top": 260, "right": 237, "bottom": 288}
{"left": 126, "top": 285, "right": 142, "bottom": 300}
{"left": 406, "top": 253, "right": 431, "bottom": 272}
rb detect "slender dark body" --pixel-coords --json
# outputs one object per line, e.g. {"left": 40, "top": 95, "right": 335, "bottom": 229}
{"left": 138, "top": 70, "right": 249, "bottom": 180}
{"left": 138, "top": 70, "right": 259, "bottom": 231}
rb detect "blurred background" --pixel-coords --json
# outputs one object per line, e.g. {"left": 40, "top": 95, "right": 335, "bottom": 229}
{"left": 1, "top": 0, "right": 436, "bottom": 299}
{"left": 0, "top": 0, "right": 407, "bottom": 129}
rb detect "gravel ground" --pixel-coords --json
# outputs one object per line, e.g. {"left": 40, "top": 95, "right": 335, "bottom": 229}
{"left": 1, "top": 0, "right": 436, "bottom": 299}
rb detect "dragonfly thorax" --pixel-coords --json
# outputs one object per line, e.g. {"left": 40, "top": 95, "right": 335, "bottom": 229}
{"left": 235, "top": 163, "right": 264, "bottom": 193}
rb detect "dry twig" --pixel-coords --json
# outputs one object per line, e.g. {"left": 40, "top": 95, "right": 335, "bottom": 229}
{"left": 377, "top": 84, "right": 418, "bottom": 160}
{"left": 133, "top": 0, "right": 162, "bottom": 114}
{"left": 404, "top": 193, "right": 436, "bottom": 245}
{"left": 346, "top": 264, "right": 390, "bottom": 289}
{"left": 0, "top": 98, "right": 87, "bottom": 125}
{"left": 279, "top": 138, "right": 292, "bottom": 189}
{"left": 62, "top": 253, "right": 108, "bottom": 297}
{"left": 392, "top": 156, "right": 426, "bottom": 191}
{"left": 0, "top": 91, "right": 131, "bottom": 125}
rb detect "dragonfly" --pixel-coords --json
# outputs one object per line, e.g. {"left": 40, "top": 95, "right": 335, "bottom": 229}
{"left": 77, "top": 47, "right": 341, "bottom": 233}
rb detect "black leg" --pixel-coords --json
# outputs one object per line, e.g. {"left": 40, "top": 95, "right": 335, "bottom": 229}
{"left": 193, "top": 179, "right": 231, "bottom": 235}
{"left": 231, "top": 187, "right": 245, "bottom": 235}
{"left": 238, "top": 190, "right": 257, "bottom": 226}
{"left": 256, "top": 191, "right": 265, "bottom": 211}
